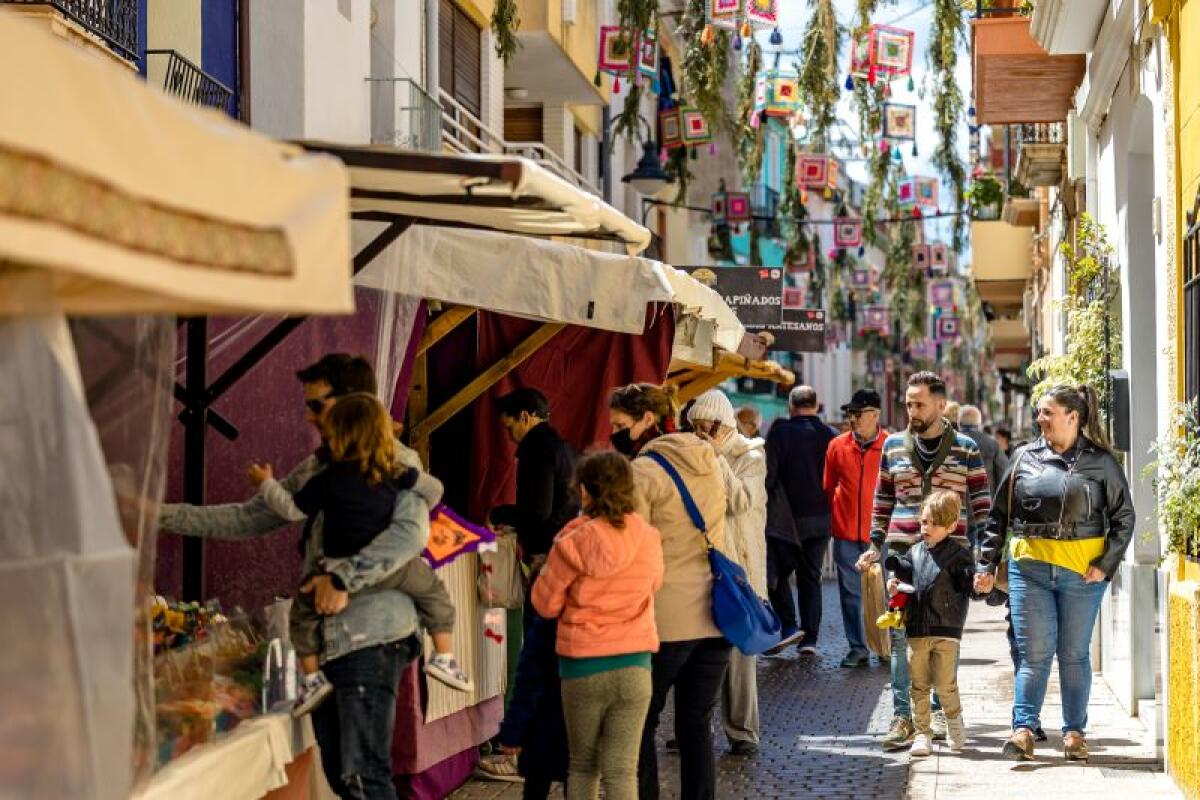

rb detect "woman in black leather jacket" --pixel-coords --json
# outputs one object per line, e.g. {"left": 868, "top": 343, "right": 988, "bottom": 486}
{"left": 974, "top": 384, "right": 1135, "bottom": 763}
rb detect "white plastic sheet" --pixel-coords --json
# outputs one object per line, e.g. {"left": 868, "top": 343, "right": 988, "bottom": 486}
{"left": 0, "top": 315, "right": 145, "bottom": 799}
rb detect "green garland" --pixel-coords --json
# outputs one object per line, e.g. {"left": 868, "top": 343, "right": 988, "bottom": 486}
{"left": 677, "top": 0, "right": 732, "bottom": 134}
{"left": 736, "top": 41, "right": 764, "bottom": 185}
{"left": 854, "top": 80, "right": 890, "bottom": 242}
{"left": 928, "top": 0, "right": 967, "bottom": 247}
{"left": 610, "top": 2, "right": 659, "bottom": 146}
{"left": 796, "top": 0, "right": 843, "bottom": 149}
{"left": 664, "top": 146, "right": 693, "bottom": 205}
{"left": 611, "top": 81, "right": 646, "bottom": 147}
{"left": 490, "top": 0, "right": 521, "bottom": 63}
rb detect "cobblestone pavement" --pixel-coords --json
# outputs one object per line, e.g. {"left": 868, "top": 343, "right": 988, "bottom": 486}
{"left": 451, "top": 582, "right": 910, "bottom": 799}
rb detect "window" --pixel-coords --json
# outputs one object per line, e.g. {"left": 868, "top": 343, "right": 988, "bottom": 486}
{"left": 1185, "top": 190, "right": 1200, "bottom": 404}
{"left": 574, "top": 125, "right": 584, "bottom": 178}
{"left": 438, "top": 0, "right": 481, "bottom": 117}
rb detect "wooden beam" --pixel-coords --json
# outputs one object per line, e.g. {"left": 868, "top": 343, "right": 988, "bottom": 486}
{"left": 676, "top": 372, "right": 734, "bottom": 404}
{"left": 417, "top": 306, "right": 476, "bottom": 356}
{"left": 410, "top": 323, "right": 566, "bottom": 442}
{"left": 407, "top": 351, "right": 430, "bottom": 468}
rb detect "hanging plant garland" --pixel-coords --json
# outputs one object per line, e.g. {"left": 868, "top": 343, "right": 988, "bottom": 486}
{"left": 853, "top": 79, "right": 891, "bottom": 241}
{"left": 491, "top": 0, "right": 522, "bottom": 64}
{"left": 609, "top": 1, "right": 659, "bottom": 145}
{"left": 795, "top": 0, "right": 843, "bottom": 148}
{"left": 677, "top": 0, "right": 732, "bottom": 134}
{"left": 664, "top": 146, "right": 694, "bottom": 206}
{"left": 736, "top": 39, "right": 765, "bottom": 185}
{"left": 928, "top": 0, "right": 967, "bottom": 247}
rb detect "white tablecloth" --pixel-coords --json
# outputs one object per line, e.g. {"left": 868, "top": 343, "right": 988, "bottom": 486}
{"left": 132, "top": 714, "right": 317, "bottom": 800}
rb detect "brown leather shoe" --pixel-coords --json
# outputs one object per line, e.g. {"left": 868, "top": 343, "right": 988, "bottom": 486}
{"left": 1063, "top": 730, "right": 1089, "bottom": 761}
{"left": 1002, "top": 727, "right": 1035, "bottom": 761}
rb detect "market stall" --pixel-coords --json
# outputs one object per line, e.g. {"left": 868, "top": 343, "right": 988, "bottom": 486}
{"left": 0, "top": 9, "right": 352, "bottom": 800}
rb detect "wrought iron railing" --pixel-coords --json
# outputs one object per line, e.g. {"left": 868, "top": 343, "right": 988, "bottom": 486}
{"left": 2, "top": 0, "right": 138, "bottom": 61}
{"left": 437, "top": 89, "right": 601, "bottom": 196}
{"left": 1017, "top": 122, "right": 1065, "bottom": 145}
{"left": 145, "top": 50, "right": 234, "bottom": 113}
{"left": 750, "top": 183, "right": 780, "bottom": 236}
{"left": 1185, "top": 190, "right": 1200, "bottom": 404}
{"left": 367, "top": 78, "right": 442, "bottom": 151}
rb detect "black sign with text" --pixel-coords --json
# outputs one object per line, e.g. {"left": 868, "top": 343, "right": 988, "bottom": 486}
{"left": 682, "top": 266, "right": 827, "bottom": 353}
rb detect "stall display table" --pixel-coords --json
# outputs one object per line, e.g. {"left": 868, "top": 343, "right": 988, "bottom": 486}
{"left": 132, "top": 714, "right": 324, "bottom": 800}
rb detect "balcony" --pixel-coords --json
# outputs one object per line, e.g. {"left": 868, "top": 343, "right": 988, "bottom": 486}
{"left": 506, "top": 0, "right": 605, "bottom": 106}
{"left": 990, "top": 317, "right": 1031, "bottom": 369}
{"left": 1002, "top": 195, "right": 1039, "bottom": 227}
{"left": 145, "top": 50, "right": 234, "bottom": 114}
{"left": 971, "top": 16, "right": 1085, "bottom": 124}
{"left": 1, "top": 0, "right": 137, "bottom": 64}
{"left": 368, "top": 78, "right": 442, "bottom": 151}
{"left": 750, "top": 184, "right": 780, "bottom": 237}
{"left": 439, "top": 90, "right": 601, "bottom": 197}
{"left": 1014, "top": 123, "right": 1065, "bottom": 188}
{"left": 1030, "top": 0, "right": 1107, "bottom": 54}
{"left": 971, "top": 220, "right": 1033, "bottom": 319}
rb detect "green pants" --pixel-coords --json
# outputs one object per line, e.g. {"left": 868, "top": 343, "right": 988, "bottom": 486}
{"left": 561, "top": 667, "right": 652, "bottom": 800}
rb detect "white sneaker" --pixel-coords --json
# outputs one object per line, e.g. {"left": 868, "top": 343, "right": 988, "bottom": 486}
{"left": 292, "top": 671, "right": 333, "bottom": 717}
{"left": 930, "top": 709, "right": 948, "bottom": 741}
{"left": 946, "top": 714, "right": 967, "bottom": 751}
{"left": 910, "top": 732, "right": 933, "bottom": 758}
{"left": 425, "top": 653, "right": 474, "bottom": 692}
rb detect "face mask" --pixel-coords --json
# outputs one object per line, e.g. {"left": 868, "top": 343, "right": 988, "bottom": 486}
{"left": 610, "top": 427, "right": 637, "bottom": 456}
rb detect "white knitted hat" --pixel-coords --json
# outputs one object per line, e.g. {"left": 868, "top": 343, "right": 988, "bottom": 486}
{"left": 687, "top": 389, "right": 737, "bottom": 430}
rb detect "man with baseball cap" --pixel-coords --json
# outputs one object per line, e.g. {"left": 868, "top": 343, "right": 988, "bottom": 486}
{"left": 822, "top": 389, "right": 888, "bottom": 667}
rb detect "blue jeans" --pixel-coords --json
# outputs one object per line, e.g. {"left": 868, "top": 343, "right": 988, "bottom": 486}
{"left": 832, "top": 538, "right": 869, "bottom": 655}
{"left": 1008, "top": 556, "right": 1108, "bottom": 734}
{"left": 311, "top": 637, "right": 419, "bottom": 800}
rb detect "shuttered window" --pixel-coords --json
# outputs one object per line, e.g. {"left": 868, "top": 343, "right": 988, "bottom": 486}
{"left": 438, "top": 0, "right": 482, "bottom": 118}
{"left": 504, "top": 106, "right": 543, "bottom": 143}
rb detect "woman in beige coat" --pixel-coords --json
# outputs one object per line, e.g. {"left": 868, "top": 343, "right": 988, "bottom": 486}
{"left": 687, "top": 390, "right": 768, "bottom": 757}
{"left": 608, "top": 383, "right": 729, "bottom": 800}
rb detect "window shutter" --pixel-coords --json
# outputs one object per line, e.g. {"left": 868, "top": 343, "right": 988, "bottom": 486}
{"left": 438, "top": 0, "right": 454, "bottom": 97}
{"left": 452, "top": 7, "right": 482, "bottom": 117}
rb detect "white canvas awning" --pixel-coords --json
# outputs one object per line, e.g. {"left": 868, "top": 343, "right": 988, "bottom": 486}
{"left": 301, "top": 144, "right": 652, "bottom": 255}
{"left": 0, "top": 10, "right": 352, "bottom": 317}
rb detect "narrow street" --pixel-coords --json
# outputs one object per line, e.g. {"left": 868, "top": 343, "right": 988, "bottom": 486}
{"left": 453, "top": 582, "right": 1178, "bottom": 800}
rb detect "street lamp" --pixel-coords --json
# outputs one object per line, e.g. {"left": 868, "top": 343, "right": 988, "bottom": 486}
{"left": 622, "top": 139, "right": 670, "bottom": 197}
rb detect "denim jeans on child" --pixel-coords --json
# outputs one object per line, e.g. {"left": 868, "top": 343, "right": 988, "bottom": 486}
{"left": 1007, "top": 555, "right": 1108, "bottom": 735}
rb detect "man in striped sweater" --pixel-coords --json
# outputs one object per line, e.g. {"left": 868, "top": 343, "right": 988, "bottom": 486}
{"left": 856, "top": 371, "right": 991, "bottom": 751}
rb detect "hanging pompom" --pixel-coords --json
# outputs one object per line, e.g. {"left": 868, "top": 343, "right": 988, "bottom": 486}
{"left": 800, "top": 187, "right": 809, "bottom": 204}
{"left": 858, "top": 246, "right": 866, "bottom": 257}
{"left": 868, "top": 65, "right": 877, "bottom": 86}
{"left": 740, "top": 20, "right": 752, "bottom": 38}
{"left": 593, "top": 70, "right": 603, "bottom": 88}
{"left": 613, "top": 75, "right": 620, "bottom": 93}
{"left": 701, "top": 24, "right": 715, "bottom": 46}
{"left": 770, "top": 27, "right": 783, "bottom": 46}
{"left": 844, "top": 74, "right": 855, "bottom": 91}
{"left": 750, "top": 111, "right": 761, "bottom": 129}
{"left": 732, "top": 31, "right": 743, "bottom": 50}
{"left": 892, "top": 145, "right": 902, "bottom": 162}
{"left": 911, "top": 140, "right": 919, "bottom": 157}
{"left": 823, "top": 186, "right": 833, "bottom": 200}
{"left": 968, "top": 105, "right": 977, "bottom": 118}
{"left": 828, "top": 248, "right": 839, "bottom": 260}
{"left": 651, "top": 78, "right": 661, "bottom": 94}
{"left": 709, "top": 142, "right": 717, "bottom": 156}
{"left": 883, "top": 82, "right": 892, "bottom": 98}
{"left": 907, "top": 74, "right": 915, "bottom": 92}
{"left": 912, "top": 206, "right": 923, "bottom": 219}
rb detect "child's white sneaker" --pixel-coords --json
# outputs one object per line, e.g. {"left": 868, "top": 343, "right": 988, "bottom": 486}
{"left": 425, "top": 653, "right": 474, "bottom": 692}
{"left": 946, "top": 714, "right": 967, "bottom": 752}
{"left": 292, "top": 671, "right": 333, "bottom": 717}
{"left": 910, "top": 732, "right": 933, "bottom": 757}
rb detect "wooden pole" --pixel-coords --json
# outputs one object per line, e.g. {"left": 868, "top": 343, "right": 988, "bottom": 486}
{"left": 407, "top": 351, "right": 431, "bottom": 468}
{"left": 410, "top": 322, "right": 566, "bottom": 442}
{"left": 417, "top": 306, "right": 476, "bottom": 356}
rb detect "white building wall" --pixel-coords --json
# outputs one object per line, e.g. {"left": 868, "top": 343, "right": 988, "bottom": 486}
{"left": 304, "top": 0, "right": 370, "bottom": 143}
{"left": 248, "top": 0, "right": 305, "bottom": 138}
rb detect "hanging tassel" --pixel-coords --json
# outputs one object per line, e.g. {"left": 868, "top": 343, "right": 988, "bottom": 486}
{"left": 968, "top": 104, "right": 977, "bottom": 118}
{"left": 593, "top": 70, "right": 602, "bottom": 88}
{"left": 613, "top": 75, "right": 620, "bottom": 93}
{"left": 913, "top": 206, "right": 923, "bottom": 219}
{"left": 651, "top": 78, "right": 661, "bottom": 94}
{"left": 911, "top": 140, "right": 919, "bottom": 157}
{"left": 907, "top": 74, "right": 915, "bottom": 92}
{"left": 709, "top": 142, "right": 717, "bottom": 156}
{"left": 740, "top": 20, "right": 752, "bottom": 38}
{"left": 690, "top": 147, "right": 698, "bottom": 160}
{"left": 844, "top": 73, "right": 855, "bottom": 91}
{"left": 861, "top": 143, "right": 871, "bottom": 157}
{"left": 750, "top": 111, "right": 760, "bottom": 129}
{"left": 868, "top": 64, "right": 877, "bottom": 86}
{"left": 858, "top": 246, "right": 866, "bottom": 257}
{"left": 800, "top": 187, "right": 809, "bottom": 204}
{"left": 770, "top": 27, "right": 783, "bottom": 46}
{"left": 701, "top": 24, "right": 714, "bottom": 46}
{"left": 883, "top": 82, "right": 892, "bottom": 99}
{"left": 823, "top": 186, "right": 833, "bottom": 200}
{"left": 732, "top": 31, "right": 743, "bottom": 50}
{"left": 892, "top": 145, "right": 902, "bottom": 162}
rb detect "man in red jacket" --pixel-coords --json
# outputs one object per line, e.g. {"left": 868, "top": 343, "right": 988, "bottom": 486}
{"left": 823, "top": 389, "right": 888, "bottom": 668}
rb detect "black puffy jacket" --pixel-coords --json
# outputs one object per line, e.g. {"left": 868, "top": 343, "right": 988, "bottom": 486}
{"left": 978, "top": 436, "right": 1135, "bottom": 580}
{"left": 885, "top": 538, "right": 975, "bottom": 639}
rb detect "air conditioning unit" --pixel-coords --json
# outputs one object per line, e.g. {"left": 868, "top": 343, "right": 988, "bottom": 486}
{"left": 562, "top": 0, "right": 577, "bottom": 25}
{"left": 1066, "top": 111, "right": 1087, "bottom": 183}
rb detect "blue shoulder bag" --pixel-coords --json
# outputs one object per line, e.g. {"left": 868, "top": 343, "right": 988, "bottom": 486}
{"left": 643, "top": 451, "right": 783, "bottom": 656}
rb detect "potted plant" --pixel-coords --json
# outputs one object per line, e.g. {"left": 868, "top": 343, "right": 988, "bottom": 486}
{"left": 966, "top": 171, "right": 1004, "bottom": 220}
{"left": 1145, "top": 400, "right": 1200, "bottom": 565}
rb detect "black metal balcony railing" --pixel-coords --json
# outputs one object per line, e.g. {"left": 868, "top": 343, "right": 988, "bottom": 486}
{"left": 145, "top": 50, "right": 234, "bottom": 113}
{"left": 2, "top": 0, "right": 138, "bottom": 61}
{"left": 750, "top": 184, "right": 781, "bottom": 237}
{"left": 1017, "top": 122, "right": 1065, "bottom": 145}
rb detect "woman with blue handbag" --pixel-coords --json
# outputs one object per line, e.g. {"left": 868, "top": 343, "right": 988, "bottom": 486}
{"left": 608, "top": 383, "right": 730, "bottom": 800}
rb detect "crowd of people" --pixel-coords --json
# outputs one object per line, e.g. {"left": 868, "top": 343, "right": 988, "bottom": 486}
{"left": 156, "top": 353, "right": 1136, "bottom": 800}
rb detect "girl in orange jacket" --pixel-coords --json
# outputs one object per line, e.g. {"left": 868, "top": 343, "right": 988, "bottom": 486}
{"left": 532, "top": 451, "right": 664, "bottom": 800}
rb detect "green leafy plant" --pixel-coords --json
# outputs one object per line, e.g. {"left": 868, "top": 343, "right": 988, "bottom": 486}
{"left": 929, "top": 0, "right": 967, "bottom": 247}
{"left": 490, "top": 0, "right": 521, "bottom": 63}
{"left": 1027, "top": 214, "right": 1122, "bottom": 411}
{"left": 796, "top": 0, "right": 843, "bottom": 149}
{"left": 663, "top": 146, "right": 693, "bottom": 205}
{"left": 736, "top": 40, "right": 765, "bottom": 185}
{"left": 965, "top": 171, "right": 1004, "bottom": 217}
{"left": 1144, "top": 401, "right": 1200, "bottom": 559}
{"left": 677, "top": 0, "right": 732, "bottom": 134}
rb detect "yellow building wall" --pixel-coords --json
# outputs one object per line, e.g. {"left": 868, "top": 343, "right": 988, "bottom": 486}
{"left": 1155, "top": 1, "right": 1200, "bottom": 797}
{"left": 516, "top": 0, "right": 601, "bottom": 86}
